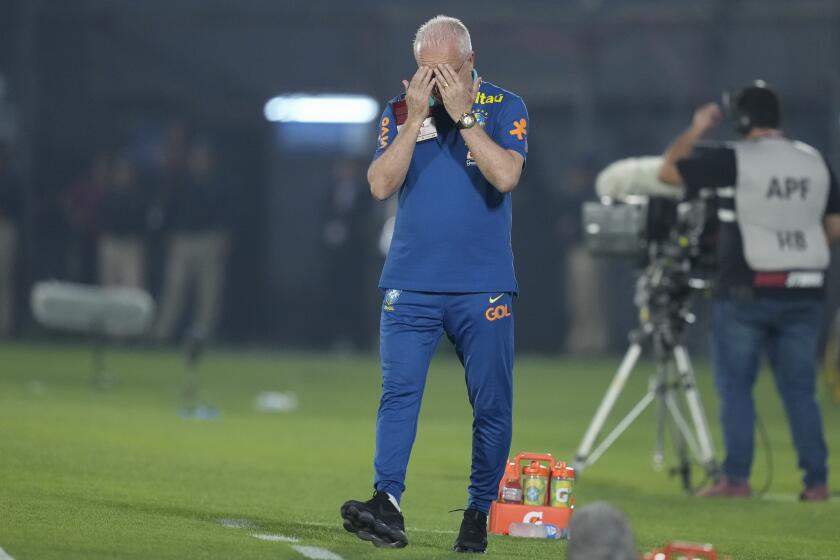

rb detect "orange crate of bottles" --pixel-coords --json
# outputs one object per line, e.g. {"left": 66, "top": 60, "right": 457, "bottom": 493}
{"left": 488, "top": 452, "right": 574, "bottom": 535}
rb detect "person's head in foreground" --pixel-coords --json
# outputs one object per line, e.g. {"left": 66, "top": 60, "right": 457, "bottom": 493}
{"left": 567, "top": 501, "right": 639, "bottom": 560}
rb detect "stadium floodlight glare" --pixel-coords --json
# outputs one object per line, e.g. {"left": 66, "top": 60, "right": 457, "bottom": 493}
{"left": 263, "top": 94, "right": 379, "bottom": 124}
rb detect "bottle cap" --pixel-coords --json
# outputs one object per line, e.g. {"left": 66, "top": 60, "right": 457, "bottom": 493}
{"left": 552, "top": 461, "right": 576, "bottom": 479}
{"left": 522, "top": 460, "right": 550, "bottom": 477}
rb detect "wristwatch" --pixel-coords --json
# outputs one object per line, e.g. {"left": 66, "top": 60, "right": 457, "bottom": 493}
{"left": 456, "top": 112, "right": 477, "bottom": 130}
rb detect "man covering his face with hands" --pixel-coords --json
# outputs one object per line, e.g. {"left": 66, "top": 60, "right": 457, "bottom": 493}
{"left": 340, "top": 14, "right": 529, "bottom": 554}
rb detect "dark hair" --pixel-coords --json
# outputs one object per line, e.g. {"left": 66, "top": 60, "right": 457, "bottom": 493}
{"left": 733, "top": 81, "right": 781, "bottom": 133}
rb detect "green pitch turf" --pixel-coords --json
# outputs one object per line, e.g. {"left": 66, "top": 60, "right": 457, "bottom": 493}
{"left": 1, "top": 341, "right": 839, "bottom": 559}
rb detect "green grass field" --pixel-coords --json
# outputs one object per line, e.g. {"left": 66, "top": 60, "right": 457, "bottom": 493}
{"left": 1, "top": 341, "right": 839, "bottom": 559}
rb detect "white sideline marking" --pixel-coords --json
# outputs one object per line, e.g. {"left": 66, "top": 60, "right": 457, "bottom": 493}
{"left": 0, "top": 546, "right": 15, "bottom": 560}
{"left": 300, "top": 520, "right": 456, "bottom": 535}
{"left": 220, "top": 518, "right": 456, "bottom": 536}
{"left": 292, "top": 545, "right": 343, "bottom": 560}
{"left": 217, "top": 517, "right": 256, "bottom": 529}
{"left": 251, "top": 533, "right": 300, "bottom": 543}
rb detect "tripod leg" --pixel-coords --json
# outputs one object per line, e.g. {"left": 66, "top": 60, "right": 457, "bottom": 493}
{"left": 661, "top": 374, "right": 695, "bottom": 493}
{"left": 673, "top": 345, "right": 719, "bottom": 476}
{"left": 664, "top": 392, "right": 703, "bottom": 461}
{"left": 586, "top": 389, "right": 656, "bottom": 469}
{"left": 575, "top": 343, "right": 643, "bottom": 471}
{"left": 654, "top": 364, "right": 667, "bottom": 471}
{"left": 667, "top": 402, "right": 693, "bottom": 493}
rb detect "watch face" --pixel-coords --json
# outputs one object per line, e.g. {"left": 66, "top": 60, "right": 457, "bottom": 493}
{"left": 462, "top": 114, "right": 475, "bottom": 127}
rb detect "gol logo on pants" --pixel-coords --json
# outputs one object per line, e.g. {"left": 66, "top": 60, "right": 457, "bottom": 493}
{"left": 485, "top": 304, "right": 512, "bottom": 322}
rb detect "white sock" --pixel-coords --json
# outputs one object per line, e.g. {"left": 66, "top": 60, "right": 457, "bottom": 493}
{"left": 386, "top": 493, "right": 401, "bottom": 512}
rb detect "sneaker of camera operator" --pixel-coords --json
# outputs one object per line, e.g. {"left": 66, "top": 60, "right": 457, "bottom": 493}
{"left": 657, "top": 81, "right": 840, "bottom": 501}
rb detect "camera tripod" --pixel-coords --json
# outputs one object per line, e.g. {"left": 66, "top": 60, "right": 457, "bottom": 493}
{"left": 573, "top": 255, "right": 720, "bottom": 493}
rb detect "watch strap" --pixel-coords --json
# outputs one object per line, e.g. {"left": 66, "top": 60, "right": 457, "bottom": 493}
{"left": 456, "top": 112, "right": 476, "bottom": 130}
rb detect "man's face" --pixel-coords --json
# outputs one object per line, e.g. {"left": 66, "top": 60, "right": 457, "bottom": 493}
{"left": 416, "top": 43, "right": 474, "bottom": 104}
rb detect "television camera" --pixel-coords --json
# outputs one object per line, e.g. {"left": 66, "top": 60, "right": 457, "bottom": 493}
{"left": 573, "top": 155, "right": 721, "bottom": 493}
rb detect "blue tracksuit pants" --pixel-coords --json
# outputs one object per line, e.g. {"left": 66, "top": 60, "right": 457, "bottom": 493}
{"left": 373, "top": 290, "right": 514, "bottom": 514}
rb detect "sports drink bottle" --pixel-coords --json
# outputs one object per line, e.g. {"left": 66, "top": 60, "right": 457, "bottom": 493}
{"left": 522, "top": 460, "right": 549, "bottom": 506}
{"left": 500, "top": 474, "right": 523, "bottom": 504}
{"left": 508, "top": 522, "right": 567, "bottom": 539}
{"left": 550, "top": 461, "right": 575, "bottom": 508}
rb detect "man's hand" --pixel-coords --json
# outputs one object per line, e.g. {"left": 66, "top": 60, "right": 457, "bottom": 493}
{"left": 433, "top": 64, "right": 522, "bottom": 192}
{"left": 367, "top": 69, "right": 434, "bottom": 201}
{"left": 434, "top": 63, "right": 481, "bottom": 122}
{"left": 402, "top": 67, "right": 435, "bottom": 128}
{"left": 692, "top": 103, "right": 722, "bottom": 134}
{"left": 658, "top": 102, "right": 721, "bottom": 186}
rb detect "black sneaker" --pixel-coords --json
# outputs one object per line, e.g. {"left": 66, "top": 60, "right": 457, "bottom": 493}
{"left": 453, "top": 508, "right": 488, "bottom": 553}
{"left": 340, "top": 491, "right": 408, "bottom": 548}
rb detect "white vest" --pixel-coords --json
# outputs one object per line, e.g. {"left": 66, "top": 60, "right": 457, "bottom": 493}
{"left": 734, "top": 137, "right": 830, "bottom": 272}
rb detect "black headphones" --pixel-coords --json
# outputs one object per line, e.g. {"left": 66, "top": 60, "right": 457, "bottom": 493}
{"left": 723, "top": 80, "right": 780, "bottom": 135}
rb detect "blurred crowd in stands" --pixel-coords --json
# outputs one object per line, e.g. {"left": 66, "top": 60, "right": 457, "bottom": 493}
{"left": 0, "top": 121, "right": 621, "bottom": 353}
{"left": 0, "top": 121, "right": 235, "bottom": 344}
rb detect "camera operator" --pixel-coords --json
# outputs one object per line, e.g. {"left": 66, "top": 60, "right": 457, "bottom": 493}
{"left": 658, "top": 81, "right": 840, "bottom": 501}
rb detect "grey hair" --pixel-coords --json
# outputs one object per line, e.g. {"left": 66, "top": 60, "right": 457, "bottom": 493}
{"left": 413, "top": 15, "right": 472, "bottom": 60}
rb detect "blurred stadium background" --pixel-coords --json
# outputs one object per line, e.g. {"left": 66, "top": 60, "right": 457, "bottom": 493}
{"left": 2, "top": 1, "right": 840, "bottom": 559}
{"left": 1, "top": 0, "right": 838, "bottom": 351}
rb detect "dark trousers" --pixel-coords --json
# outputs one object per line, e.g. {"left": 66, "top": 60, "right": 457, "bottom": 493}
{"left": 711, "top": 297, "right": 828, "bottom": 487}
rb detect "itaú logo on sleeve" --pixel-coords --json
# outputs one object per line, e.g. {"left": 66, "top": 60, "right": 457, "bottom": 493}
{"left": 485, "top": 304, "right": 512, "bottom": 321}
